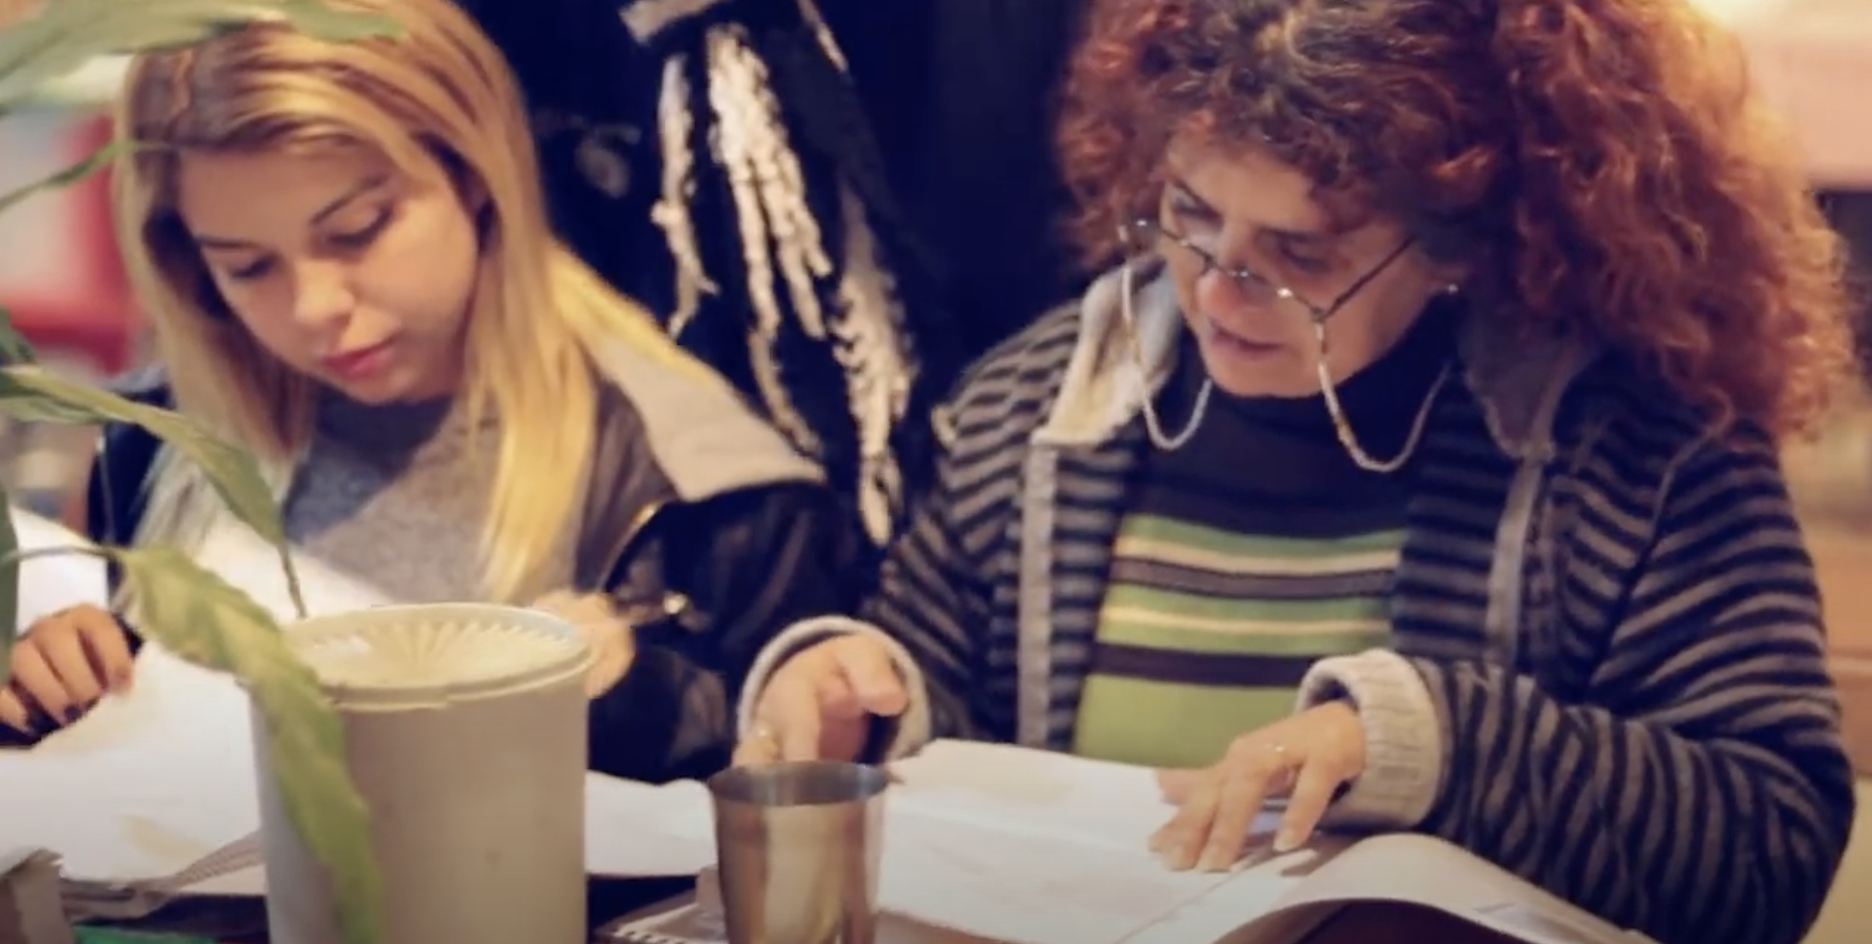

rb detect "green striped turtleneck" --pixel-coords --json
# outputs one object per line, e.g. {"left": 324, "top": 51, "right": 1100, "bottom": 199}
{"left": 1072, "top": 304, "right": 1455, "bottom": 768}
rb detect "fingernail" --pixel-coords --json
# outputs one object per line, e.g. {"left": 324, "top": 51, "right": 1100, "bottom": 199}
{"left": 1273, "top": 829, "right": 1301, "bottom": 853}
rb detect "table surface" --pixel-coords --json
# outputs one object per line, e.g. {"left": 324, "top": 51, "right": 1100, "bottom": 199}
{"left": 86, "top": 875, "right": 695, "bottom": 944}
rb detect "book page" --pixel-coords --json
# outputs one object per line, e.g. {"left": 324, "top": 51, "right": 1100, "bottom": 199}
{"left": 1205, "top": 832, "right": 1645, "bottom": 944}
{"left": 875, "top": 740, "right": 1287, "bottom": 944}
{"left": 0, "top": 644, "right": 261, "bottom": 884}
{"left": 583, "top": 775, "right": 715, "bottom": 877}
{"left": 8, "top": 504, "right": 107, "bottom": 633}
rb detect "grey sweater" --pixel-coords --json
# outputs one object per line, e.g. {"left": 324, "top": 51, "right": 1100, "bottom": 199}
{"left": 281, "top": 391, "right": 568, "bottom": 603}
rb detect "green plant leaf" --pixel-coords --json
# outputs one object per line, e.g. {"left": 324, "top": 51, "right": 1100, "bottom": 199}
{"left": 0, "top": 365, "right": 306, "bottom": 615}
{"left": 0, "top": 365, "right": 280, "bottom": 540}
{"left": 0, "top": 482, "right": 17, "bottom": 688}
{"left": 0, "top": 302, "right": 35, "bottom": 367}
{"left": 0, "top": 0, "right": 400, "bottom": 109}
{"left": 0, "top": 139, "right": 138, "bottom": 220}
{"left": 111, "top": 545, "right": 382, "bottom": 944}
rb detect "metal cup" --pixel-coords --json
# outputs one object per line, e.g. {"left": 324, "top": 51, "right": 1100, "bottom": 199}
{"left": 708, "top": 761, "right": 890, "bottom": 944}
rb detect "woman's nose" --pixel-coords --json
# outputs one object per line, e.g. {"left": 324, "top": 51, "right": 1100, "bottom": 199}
{"left": 290, "top": 259, "right": 357, "bottom": 328}
{"left": 1194, "top": 264, "right": 1277, "bottom": 322}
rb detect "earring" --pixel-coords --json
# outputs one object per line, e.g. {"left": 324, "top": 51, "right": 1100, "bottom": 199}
{"left": 1442, "top": 283, "right": 1461, "bottom": 296}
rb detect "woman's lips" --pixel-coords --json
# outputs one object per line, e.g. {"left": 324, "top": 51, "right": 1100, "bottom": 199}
{"left": 320, "top": 339, "right": 396, "bottom": 381}
{"left": 1200, "top": 315, "right": 1283, "bottom": 355}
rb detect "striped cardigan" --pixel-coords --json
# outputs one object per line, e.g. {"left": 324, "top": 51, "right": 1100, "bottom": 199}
{"left": 740, "top": 264, "right": 1857, "bottom": 944}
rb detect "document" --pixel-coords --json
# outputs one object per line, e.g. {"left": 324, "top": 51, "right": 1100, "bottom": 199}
{"left": 877, "top": 741, "right": 1294, "bottom": 944}
{"left": 8, "top": 505, "right": 107, "bottom": 633}
{"left": 881, "top": 742, "right": 1648, "bottom": 944}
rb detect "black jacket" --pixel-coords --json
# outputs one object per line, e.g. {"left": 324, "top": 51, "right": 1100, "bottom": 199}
{"left": 455, "top": 0, "right": 954, "bottom": 548}
{"left": 74, "top": 348, "right": 872, "bottom": 784}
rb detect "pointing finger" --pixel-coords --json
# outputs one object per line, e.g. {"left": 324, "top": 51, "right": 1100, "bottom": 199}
{"left": 768, "top": 671, "right": 825, "bottom": 762}
{"left": 1274, "top": 751, "right": 1346, "bottom": 853}
{"left": 833, "top": 638, "right": 907, "bottom": 717}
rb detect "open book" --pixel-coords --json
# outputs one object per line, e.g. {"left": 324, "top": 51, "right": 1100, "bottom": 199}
{"left": 611, "top": 740, "right": 1654, "bottom": 944}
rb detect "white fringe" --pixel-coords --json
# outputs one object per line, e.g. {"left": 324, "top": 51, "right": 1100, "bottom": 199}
{"left": 650, "top": 54, "right": 716, "bottom": 341}
{"left": 828, "top": 184, "right": 916, "bottom": 544}
{"left": 704, "top": 25, "right": 820, "bottom": 456}
{"left": 688, "top": 15, "right": 920, "bottom": 543}
{"left": 724, "top": 27, "right": 832, "bottom": 341}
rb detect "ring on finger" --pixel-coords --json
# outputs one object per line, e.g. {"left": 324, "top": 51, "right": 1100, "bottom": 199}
{"left": 1266, "top": 742, "right": 1297, "bottom": 784}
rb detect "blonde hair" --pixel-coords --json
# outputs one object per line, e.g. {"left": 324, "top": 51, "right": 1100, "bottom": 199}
{"left": 112, "top": 0, "right": 714, "bottom": 603}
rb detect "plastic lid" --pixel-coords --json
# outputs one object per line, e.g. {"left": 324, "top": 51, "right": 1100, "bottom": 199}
{"left": 285, "top": 603, "right": 591, "bottom": 708}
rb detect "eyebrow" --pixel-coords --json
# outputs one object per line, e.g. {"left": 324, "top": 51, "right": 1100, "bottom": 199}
{"left": 192, "top": 173, "right": 390, "bottom": 250}
{"left": 1166, "top": 177, "right": 1331, "bottom": 244}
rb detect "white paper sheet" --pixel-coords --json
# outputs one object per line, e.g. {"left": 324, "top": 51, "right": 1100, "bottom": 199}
{"left": 583, "top": 775, "right": 715, "bottom": 878}
{"left": 0, "top": 645, "right": 260, "bottom": 883}
{"left": 888, "top": 739, "right": 1192, "bottom": 851}
{"left": 8, "top": 505, "right": 107, "bottom": 633}
{"left": 878, "top": 741, "right": 1285, "bottom": 944}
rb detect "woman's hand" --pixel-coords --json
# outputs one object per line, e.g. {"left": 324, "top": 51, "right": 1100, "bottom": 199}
{"left": 732, "top": 634, "right": 908, "bottom": 765}
{"left": 1151, "top": 701, "right": 1365, "bottom": 871}
{"left": 2, "top": 604, "right": 136, "bottom": 735}
{"left": 532, "top": 591, "right": 636, "bottom": 697}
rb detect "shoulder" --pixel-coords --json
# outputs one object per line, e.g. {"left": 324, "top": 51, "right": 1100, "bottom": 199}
{"left": 587, "top": 354, "right": 821, "bottom": 500}
{"left": 662, "top": 479, "right": 854, "bottom": 542}
{"left": 95, "top": 363, "right": 172, "bottom": 471}
{"left": 82, "top": 365, "right": 174, "bottom": 545}
{"left": 102, "top": 363, "right": 172, "bottom": 407}
{"left": 1563, "top": 356, "right": 1795, "bottom": 541}
{"left": 935, "top": 302, "right": 1081, "bottom": 455}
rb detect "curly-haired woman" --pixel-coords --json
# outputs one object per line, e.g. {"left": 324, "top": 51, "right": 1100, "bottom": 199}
{"left": 730, "top": 1, "right": 1862, "bottom": 940}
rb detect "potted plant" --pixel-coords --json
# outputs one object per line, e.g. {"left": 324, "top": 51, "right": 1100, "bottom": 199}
{"left": 0, "top": 2, "right": 398, "bottom": 942}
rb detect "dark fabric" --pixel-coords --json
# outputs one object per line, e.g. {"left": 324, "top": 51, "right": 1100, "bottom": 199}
{"left": 818, "top": 0, "right": 1094, "bottom": 360}
{"left": 586, "top": 482, "right": 871, "bottom": 781}
{"left": 71, "top": 376, "right": 872, "bottom": 785}
{"left": 1136, "top": 303, "right": 1454, "bottom": 537}
{"left": 453, "top": 0, "right": 955, "bottom": 540}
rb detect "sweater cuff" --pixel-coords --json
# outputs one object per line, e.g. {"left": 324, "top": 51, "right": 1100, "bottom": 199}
{"left": 1295, "top": 649, "right": 1442, "bottom": 829}
{"left": 736, "top": 616, "right": 932, "bottom": 761}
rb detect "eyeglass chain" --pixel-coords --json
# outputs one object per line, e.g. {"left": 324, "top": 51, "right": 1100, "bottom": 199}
{"left": 1117, "top": 261, "right": 1453, "bottom": 472}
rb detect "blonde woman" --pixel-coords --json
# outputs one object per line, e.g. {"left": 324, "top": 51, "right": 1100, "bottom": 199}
{"left": 0, "top": 0, "right": 869, "bottom": 782}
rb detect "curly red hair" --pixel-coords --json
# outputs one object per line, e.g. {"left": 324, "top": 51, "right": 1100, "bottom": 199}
{"left": 1058, "top": 0, "right": 1858, "bottom": 439}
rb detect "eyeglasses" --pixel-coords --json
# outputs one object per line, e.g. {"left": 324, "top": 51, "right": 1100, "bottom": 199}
{"left": 1113, "top": 216, "right": 1449, "bottom": 473}
{"left": 1120, "top": 217, "right": 1414, "bottom": 324}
